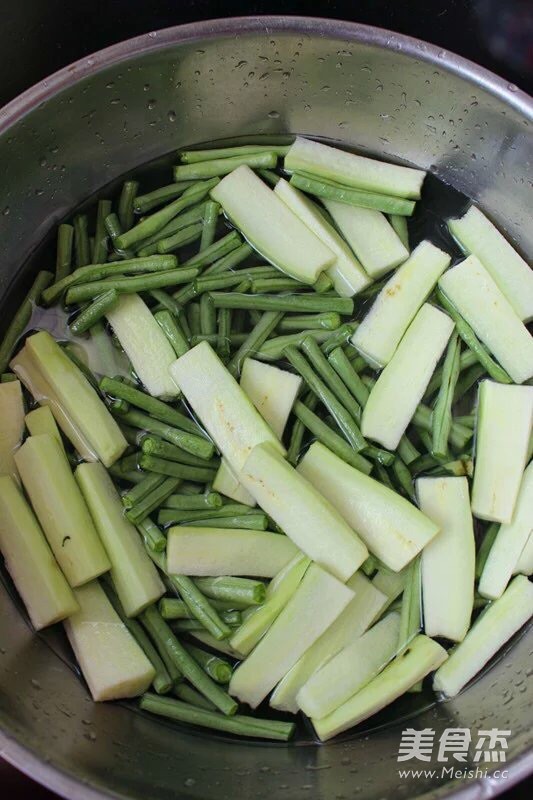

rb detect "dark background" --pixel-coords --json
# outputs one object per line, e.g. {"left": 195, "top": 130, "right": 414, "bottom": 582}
{"left": 0, "top": 1, "right": 531, "bottom": 798}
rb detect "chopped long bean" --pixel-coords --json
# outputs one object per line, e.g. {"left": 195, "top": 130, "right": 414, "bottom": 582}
{"left": 126, "top": 476, "right": 181, "bottom": 525}
{"left": 210, "top": 292, "right": 354, "bottom": 315}
{"left": 174, "top": 151, "right": 277, "bottom": 181}
{"left": 65, "top": 268, "right": 199, "bottom": 304}
{"left": 99, "top": 377, "right": 206, "bottom": 437}
{"left": 432, "top": 331, "right": 461, "bottom": 458}
{"left": 194, "top": 577, "right": 266, "bottom": 606}
{"left": 55, "top": 223, "right": 74, "bottom": 281}
{"left": 436, "top": 289, "right": 512, "bottom": 384}
{"left": 115, "top": 178, "right": 219, "bottom": 250}
{"left": 137, "top": 516, "right": 168, "bottom": 552}
{"left": 74, "top": 214, "right": 91, "bottom": 267}
{"left": 69, "top": 289, "right": 119, "bottom": 334}
{"left": 292, "top": 400, "right": 373, "bottom": 475}
{"left": 279, "top": 312, "right": 341, "bottom": 332}
{"left": 0, "top": 270, "right": 53, "bottom": 372}
{"left": 284, "top": 345, "right": 366, "bottom": 452}
{"left": 227, "top": 310, "right": 283, "bottom": 376}
{"left": 180, "top": 144, "right": 290, "bottom": 163}
{"left": 134, "top": 182, "right": 197, "bottom": 214}
{"left": 118, "top": 180, "right": 139, "bottom": 231}
{"left": 139, "top": 454, "right": 218, "bottom": 482}
{"left": 154, "top": 309, "right": 189, "bottom": 357}
{"left": 141, "top": 437, "right": 219, "bottom": 469}
{"left": 290, "top": 173, "right": 416, "bottom": 216}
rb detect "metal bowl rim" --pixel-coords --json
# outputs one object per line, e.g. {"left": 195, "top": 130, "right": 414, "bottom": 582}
{"left": 0, "top": 15, "right": 531, "bottom": 800}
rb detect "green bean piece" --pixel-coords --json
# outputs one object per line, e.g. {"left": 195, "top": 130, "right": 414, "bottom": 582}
{"left": 327, "top": 347, "right": 370, "bottom": 407}
{"left": 0, "top": 270, "right": 53, "bottom": 372}
{"left": 162, "top": 492, "right": 223, "bottom": 511}
{"left": 173, "top": 683, "right": 217, "bottom": 711}
{"left": 154, "top": 310, "right": 189, "bottom": 357}
{"left": 194, "top": 274, "right": 251, "bottom": 294}
{"left": 258, "top": 168, "right": 281, "bottom": 186}
{"left": 169, "top": 611, "right": 240, "bottom": 631}
{"left": 184, "top": 643, "right": 233, "bottom": 684}
{"left": 108, "top": 464, "right": 144, "bottom": 484}
{"left": 140, "top": 694, "right": 296, "bottom": 741}
{"left": 217, "top": 307, "right": 232, "bottom": 360}
{"left": 115, "top": 409, "right": 213, "bottom": 460}
{"left": 104, "top": 212, "right": 135, "bottom": 259}
{"left": 103, "top": 581, "right": 172, "bottom": 694}
{"left": 320, "top": 322, "right": 359, "bottom": 355}
{"left": 251, "top": 277, "right": 304, "bottom": 294}
{"left": 159, "top": 598, "right": 194, "bottom": 619}
{"left": 69, "top": 289, "right": 119, "bottom": 335}
{"left": 203, "top": 243, "right": 253, "bottom": 276}
{"left": 194, "top": 577, "right": 266, "bottom": 606}
{"left": 0, "top": 373, "right": 17, "bottom": 383}
{"left": 136, "top": 516, "right": 167, "bottom": 553}
{"left": 252, "top": 329, "right": 334, "bottom": 362}
{"left": 210, "top": 292, "right": 354, "bottom": 315}
{"left": 301, "top": 336, "right": 363, "bottom": 424}
{"left": 182, "top": 230, "right": 242, "bottom": 271}
{"left": 167, "top": 573, "right": 232, "bottom": 642}
{"left": 292, "top": 400, "right": 373, "bottom": 474}
{"left": 284, "top": 345, "right": 365, "bottom": 452}
{"left": 455, "top": 414, "right": 475, "bottom": 428}
{"left": 278, "top": 312, "right": 341, "bottom": 332}
{"left": 187, "top": 302, "right": 202, "bottom": 337}
{"left": 122, "top": 472, "right": 167, "bottom": 510}
{"left": 199, "top": 200, "right": 220, "bottom": 252}
{"left": 453, "top": 363, "right": 486, "bottom": 403}
{"left": 92, "top": 199, "right": 112, "bottom": 264}
{"left": 156, "top": 222, "right": 204, "bottom": 255}
{"left": 139, "top": 606, "right": 183, "bottom": 685}
{"left": 126, "top": 476, "right": 181, "bottom": 525}
{"left": 226, "top": 310, "right": 283, "bottom": 377}
{"left": 374, "top": 463, "right": 396, "bottom": 491}
{"left": 139, "top": 454, "right": 217, "bottom": 483}
{"left": 361, "top": 554, "right": 379, "bottom": 577}
{"left": 141, "top": 437, "right": 219, "bottom": 469}
{"left": 134, "top": 182, "right": 197, "bottom": 214}
{"left": 65, "top": 268, "right": 199, "bottom": 304}
{"left": 55, "top": 224, "right": 74, "bottom": 282}
{"left": 436, "top": 289, "right": 512, "bottom": 384}
{"left": 43, "top": 254, "right": 178, "bottom": 305}
{"left": 115, "top": 178, "right": 219, "bottom": 251}
{"left": 99, "top": 376, "right": 205, "bottom": 437}
{"left": 174, "top": 151, "right": 277, "bottom": 181}
{"left": 118, "top": 180, "right": 139, "bottom": 231}
{"left": 391, "top": 457, "right": 416, "bottom": 501}
{"left": 158, "top": 511, "right": 268, "bottom": 529}
{"left": 397, "top": 433, "right": 421, "bottom": 465}
{"left": 424, "top": 348, "right": 478, "bottom": 400}
{"left": 189, "top": 333, "right": 248, "bottom": 348}
{"left": 287, "top": 392, "right": 317, "bottom": 465}
{"left": 137, "top": 202, "right": 209, "bottom": 256}
{"left": 200, "top": 293, "right": 217, "bottom": 336}
{"left": 180, "top": 144, "right": 290, "bottom": 163}
{"left": 73, "top": 214, "right": 91, "bottom": 267}
{"left": 475, "top": 522, "right": 500, "bottom": 580}
{"left": 290, "top": 173, "right": 416, "bottom": 216}
{"left": 432, "top": 332, "right": 461, "bottom": 459}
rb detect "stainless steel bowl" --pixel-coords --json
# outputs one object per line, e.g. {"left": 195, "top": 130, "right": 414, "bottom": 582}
{"left": 0, "top": 16, "right": 531, "bottom": 800}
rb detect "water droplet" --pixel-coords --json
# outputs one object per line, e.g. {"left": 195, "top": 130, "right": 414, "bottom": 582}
{"left": 147, "top": 99, "right": 156, "bottom": 110}
{"left": 35, "top": 189, "right": 44, "bottom": 197}
{"left": 507, "top": 83, "right": 518, "bottom": 93}
{"left": 184, "top": 778, "right": 196, "bottom": 787}
{"left": 143, "top": 83, "right": 150, "bottom": 92}
{"left": 105, "top": 81, "right": 114, "bottom": 89}
{"left": 167, "top": 110, "right": 176, "bottom": 122}
{"left": 321, "top": 85, "right": 330, "bottom": 92}
{"left": 2, "top": 206, "right": 10, "bottom": 216}
{"left": 39, "top": 157, "right": 47, "bottom": 167}
{"left": 267, "top": 110, "right": 280, "bottom": 119}
{"left": 84, "top": 730, "right": 97, "bottom": 741}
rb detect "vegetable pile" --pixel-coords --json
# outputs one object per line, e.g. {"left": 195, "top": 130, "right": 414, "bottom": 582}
{"left": 0, "top": 137, "right": 532, "bottom": 743}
